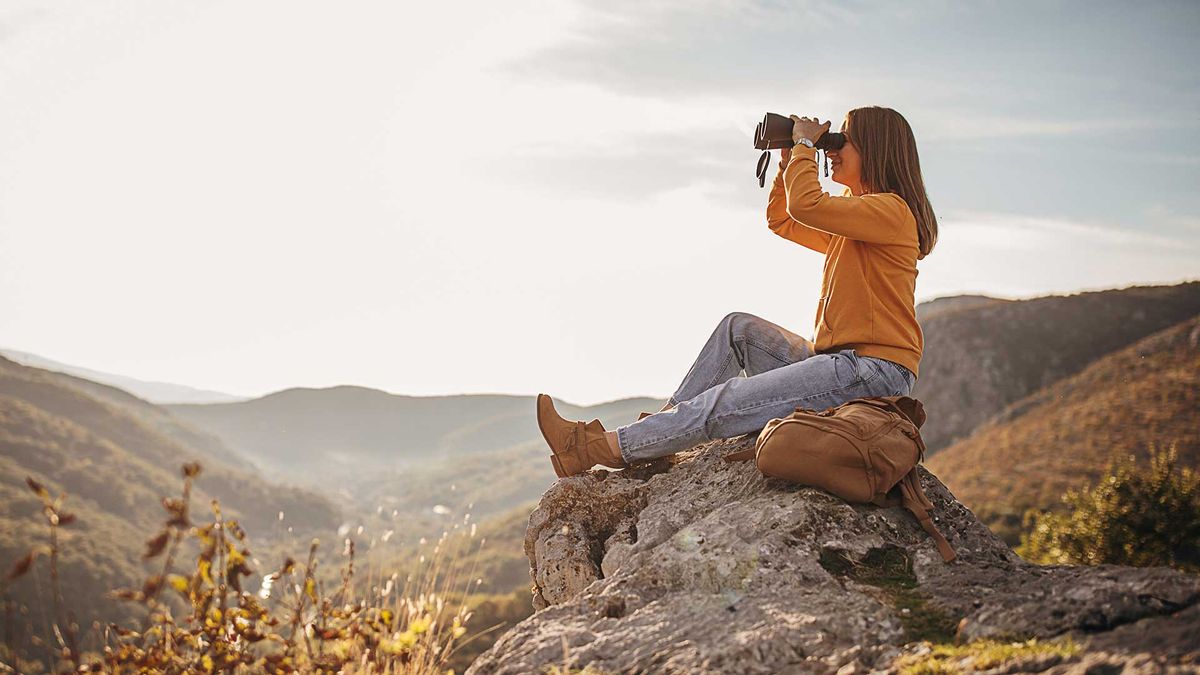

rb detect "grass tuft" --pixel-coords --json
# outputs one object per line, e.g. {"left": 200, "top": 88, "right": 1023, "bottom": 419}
{"left": 894, "top": 636, "right": 1082, "bottom": 674}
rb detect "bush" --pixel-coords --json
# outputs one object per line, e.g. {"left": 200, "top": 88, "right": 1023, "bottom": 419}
{"left": 2, "top": 463, "right": 487, "bottom": 674}
{"left": 1017, "top": 441, "right": 1200, "bottom": 572}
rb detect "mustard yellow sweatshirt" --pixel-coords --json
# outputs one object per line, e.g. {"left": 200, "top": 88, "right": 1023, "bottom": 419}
{"left": 765, "top": 144, "right": 923, "bottom": 379}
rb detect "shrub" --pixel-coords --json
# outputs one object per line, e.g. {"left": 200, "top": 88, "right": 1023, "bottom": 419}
{"left": 1017, "top": 441, "right": 1200, "bottom": 572}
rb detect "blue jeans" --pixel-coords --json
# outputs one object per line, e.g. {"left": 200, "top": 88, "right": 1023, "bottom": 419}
{"left": 616, "top": 311, "right": 917, "bottom": 463}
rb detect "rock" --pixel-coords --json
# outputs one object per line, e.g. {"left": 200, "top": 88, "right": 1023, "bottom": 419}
{"left": 466, "top": 435, "right": 1200, "bottom": 675}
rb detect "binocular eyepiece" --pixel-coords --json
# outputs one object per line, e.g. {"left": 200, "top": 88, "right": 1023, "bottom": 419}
{"left": 754, "top": 112, "right": 845, "bottom": 187}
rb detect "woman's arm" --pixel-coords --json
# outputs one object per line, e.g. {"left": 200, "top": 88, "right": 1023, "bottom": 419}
{"left": 783, "top": 144, "right": 911, "bottom": 245}
{"left": 767, "top": 151, "right": 832, "bottom": 254}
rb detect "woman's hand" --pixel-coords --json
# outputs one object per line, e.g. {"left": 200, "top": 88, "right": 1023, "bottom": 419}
{"left": 789, "top": 115, "right": 831, "bottom": 146}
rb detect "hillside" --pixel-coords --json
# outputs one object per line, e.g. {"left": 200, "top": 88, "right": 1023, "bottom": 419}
{"left": 0, "top": 348, "right": 246, "bottom": 404}
{"left": 914, "top": 293, "right": 1009, "bottom": 323}
{"left": 927, "top": 313, "right": 1200, "bottom": 538}
{"left": 168, "top": 389, "right": 665, "bottom": 500}
{"left": 0, "top": 355, "right": 341, "bottom": 644}
{"left": 913, "top": 280, "right": 1200, "bottom": 454}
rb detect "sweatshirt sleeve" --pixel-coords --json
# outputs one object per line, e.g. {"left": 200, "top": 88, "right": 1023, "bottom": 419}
{"left": 766, "top": 160, "right": 832, "bottom": 254}
{"left": 782, "top": 144, "right": 910, "bottom": 245}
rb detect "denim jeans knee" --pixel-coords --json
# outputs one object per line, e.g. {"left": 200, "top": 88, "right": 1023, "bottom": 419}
{"left": 619, "top": 347, "right": 903, "bottom": 463}
{"left": 666, "top": 311, "right": 815, "bottom": 407}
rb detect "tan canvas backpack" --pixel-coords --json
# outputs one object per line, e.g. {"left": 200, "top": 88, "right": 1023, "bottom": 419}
{"left": 723, "top": 395, "right": 957, "bottom": 563}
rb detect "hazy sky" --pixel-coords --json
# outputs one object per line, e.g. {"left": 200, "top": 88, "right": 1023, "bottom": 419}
{"left": 2, "top": 0, "right": 1198, "bottom": 405}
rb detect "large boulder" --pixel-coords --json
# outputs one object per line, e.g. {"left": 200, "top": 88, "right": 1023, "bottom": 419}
{"left": 466, "top": 435, "right": 1200, "bottom": 674}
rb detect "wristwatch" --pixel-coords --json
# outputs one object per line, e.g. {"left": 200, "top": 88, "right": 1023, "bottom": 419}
{"left": 795, "top": 137, "right": 815, "bottom": 148}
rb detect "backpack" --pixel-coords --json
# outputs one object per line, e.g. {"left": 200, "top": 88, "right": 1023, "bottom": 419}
{"left": 722, "top": 395, "right": 957, "bottom": 563}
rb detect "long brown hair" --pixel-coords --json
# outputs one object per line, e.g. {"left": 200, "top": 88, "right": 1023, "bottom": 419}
{"left": 842, "top": 106, "right": 938, "bottom": 260}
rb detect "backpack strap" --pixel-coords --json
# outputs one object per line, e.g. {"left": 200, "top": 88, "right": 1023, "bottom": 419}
{"left": 723, "top": 448, "right": 757, "bottom": 463}
{"left": 891, "top": 471, "right": 957, "bottom": 563}
{"left": 852, "top": 396, "right": 927, "bottom": 430}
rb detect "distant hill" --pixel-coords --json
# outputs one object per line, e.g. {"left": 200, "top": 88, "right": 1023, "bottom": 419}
{"left": 915, "top": 293, "right": 1009, "bottom": 323}
{"left": 168, "top": 389, "right": 665, "bottom": 503}
{"left": 0, "top": 355, "right": 341, "bottom": 639}
{"left": 0, "top": 348, "right": 247, "bottom": 404}
{"left": 927, "top": 314, "right": 1200, "bottom": 540}
{"left": 913, "top": 281, "right": 1200, "bottom": 454}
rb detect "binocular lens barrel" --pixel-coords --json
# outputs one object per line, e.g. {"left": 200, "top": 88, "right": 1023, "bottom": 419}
{"left": 754, "top": 112, "right": 845, "bottom": 151}
{"left": 753, "top": 112, "right": 845, "bottom": 187}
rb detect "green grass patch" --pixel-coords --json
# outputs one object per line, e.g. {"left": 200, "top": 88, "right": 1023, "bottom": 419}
{"left": 819, "top": 546, "right": 958, "bottom": 643}
{"left": 894, "top": 636, "right": 1081, "bottom": 674}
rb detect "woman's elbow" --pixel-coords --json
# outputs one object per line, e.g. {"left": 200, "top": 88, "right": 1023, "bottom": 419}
{"left": 784, "top": 204, "right": 810, "bottom": 223}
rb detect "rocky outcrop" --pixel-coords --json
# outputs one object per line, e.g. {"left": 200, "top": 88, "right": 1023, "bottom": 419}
{"left": 466, "top": 435, "right": 1200, "bottom": 674}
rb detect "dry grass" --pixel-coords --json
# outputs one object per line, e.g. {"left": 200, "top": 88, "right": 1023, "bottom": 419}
{"left": 1, "top": 462, "right": 494, "bottom": 674}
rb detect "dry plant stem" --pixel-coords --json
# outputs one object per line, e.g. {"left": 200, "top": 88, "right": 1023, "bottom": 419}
{"left": 285, "top": 540, "right": 319, "bottom": 663}
{"left": 443, "top": 535, "right": 489, "bottom": 662}
{"left": 30, "top": 567, "right": 55, "bottom": 671}
{"left": 190, "top": 500, "right": 228, "bottom": 671}
{"left": 316, "top": 578, "right": 327, "bottom": 657}
{"left": 334, "top": 539, "right": 355, "bottom": 608}
{"left": 143, "top": 476, "right": 193, "bottom": 607}
{"left": 48, "top": 509, "right": 79, "bottom": 668}
{"left": 2, "top": 597, "right": 14, "bottom": 667}
{"left": 214, "top": 502, "right": 228, "bottom": 623}
{"left": 301, "top": 551, "right": 317, "bottom": 662}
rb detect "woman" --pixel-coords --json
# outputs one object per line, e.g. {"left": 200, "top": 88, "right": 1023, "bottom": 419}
{"left": 538, "top": 106, "right": 938, "bottom": 478}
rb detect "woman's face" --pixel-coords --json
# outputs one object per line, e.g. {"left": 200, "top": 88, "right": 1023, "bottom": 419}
{"left": 828, "top": 124, "right": 865, "bottom": 195}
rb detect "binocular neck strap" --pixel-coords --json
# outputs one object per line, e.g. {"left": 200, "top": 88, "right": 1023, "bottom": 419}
{"left": 756, "top": 149, "right": 833, "bottom": 188}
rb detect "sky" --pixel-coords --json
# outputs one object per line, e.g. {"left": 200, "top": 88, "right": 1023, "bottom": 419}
{"left": 1, "top": 0, "right": 1198, "bottom": 406}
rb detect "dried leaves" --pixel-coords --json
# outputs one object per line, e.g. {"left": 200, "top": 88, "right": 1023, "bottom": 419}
{"left": 6, "top": 462, "right": 479, "bottom": 673}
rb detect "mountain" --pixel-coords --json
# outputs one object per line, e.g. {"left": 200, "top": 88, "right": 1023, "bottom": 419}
{"left": 912, "top": 280, "right": 1200, "bottom": 454}
{"left": 0, "top": 355, "right": 341, "bottom": 640}
{"left": 0, "top": 348, "right": 246, "bottom": 404}
{"left": 159, "top": 281, "right": 1200, "bottom": 523}
{"left": 167, "top": 389, "right": 665, "bottom": 501}
{"left": 914, "top": 293, "right": 1009, "bottom": 323}
{"left": 927, "top": 313, "right": 1200, "bottom": 537}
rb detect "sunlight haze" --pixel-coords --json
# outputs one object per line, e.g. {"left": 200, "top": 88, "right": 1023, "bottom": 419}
{"left": 1, "top": 0, "right": 1197, "bottom": 405}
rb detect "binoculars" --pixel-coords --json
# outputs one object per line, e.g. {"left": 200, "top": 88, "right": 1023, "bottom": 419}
{"left": 754, "top": 112, "right": 846, "bottom": 187}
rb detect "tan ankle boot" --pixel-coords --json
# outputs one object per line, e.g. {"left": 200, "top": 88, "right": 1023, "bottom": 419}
{"left": 537, "top": 394, "right": 627, "bottom": 477}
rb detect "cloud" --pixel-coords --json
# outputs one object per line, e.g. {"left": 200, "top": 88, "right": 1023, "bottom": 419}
{"left": 914, "top": 209, "right": 1199, "bottom": 301}
{"left": 497, "top": 0, "right": 923, "bottom": 100}
{"left": 498, "top": 0, "right": 1200, "bottom": 146}
{"left": 918, "top": 114, "right": 1198, "bottom": 143}
{"left": 477, "top": 127, "right": 754, "bottom": 203}
{"left": 940, "top": 209, "right": 1194, "bottom": 250}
